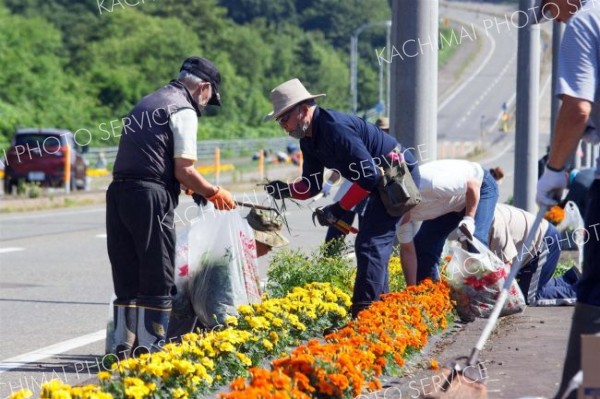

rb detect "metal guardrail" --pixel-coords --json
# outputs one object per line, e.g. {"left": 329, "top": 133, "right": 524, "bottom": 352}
{"left": 85, "top": 137, "right": 298, "bottom": 166}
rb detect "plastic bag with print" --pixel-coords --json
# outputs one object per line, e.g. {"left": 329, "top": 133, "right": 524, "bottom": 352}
{"left": 444, "top": 236, "right": 526, "bottom": 323}
{"left": 182, "top": 204, "right": 262, "bottom": 328}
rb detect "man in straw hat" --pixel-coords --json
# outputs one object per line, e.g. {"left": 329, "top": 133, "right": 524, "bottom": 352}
{"left": 263, "top": 78, "right": 420, "bottom": 318}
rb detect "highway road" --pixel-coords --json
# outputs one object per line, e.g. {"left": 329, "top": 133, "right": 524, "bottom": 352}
{"left": 0, "top": 2, "right": 555, "bottom": 398}
{"left": 0, "top": 195, "right": 328, "bottom": 398}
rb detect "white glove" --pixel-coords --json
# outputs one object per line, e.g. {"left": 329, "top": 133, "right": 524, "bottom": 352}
{"left": 457, "top": 216, "right": 475, "bottom": 242}
{"left": 536, "top": 166, "right": 567, "bottom": 207}
{"left": 321, "top": 180, "right": 334, "bottom": 197}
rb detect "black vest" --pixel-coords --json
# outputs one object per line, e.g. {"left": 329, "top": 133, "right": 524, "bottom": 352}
{"left": 113, "top": 81, "right": 199, "bottom": 196}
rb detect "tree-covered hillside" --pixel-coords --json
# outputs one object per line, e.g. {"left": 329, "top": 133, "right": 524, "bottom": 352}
{"left": 0, "top": 0, "right": 392, "bottom": 147}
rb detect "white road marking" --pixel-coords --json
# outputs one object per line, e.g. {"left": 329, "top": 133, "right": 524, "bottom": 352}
{"left": 0, "top": 330, "right": 105, "bottom": 374}
{"left": 96, "top": 234, "right": 107, "bottom": 238}
{"left": 0, "top": 247, "right": 25, "bottom": 254}
{"left": 0, "top": 207, "right": 104, "bottom": 222}
{"left": 438, "top": 18, "right": 497, "bottom": 112}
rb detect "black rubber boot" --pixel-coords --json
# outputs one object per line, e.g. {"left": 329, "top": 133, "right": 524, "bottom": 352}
{"left": 135, "top": 305, "right": 171, "bottom": 355}
{"left": 554, "top": 302, "right": 600, "bottom": 399}
{"left": 111, "top": 301, "right": 137, "bottom": 360}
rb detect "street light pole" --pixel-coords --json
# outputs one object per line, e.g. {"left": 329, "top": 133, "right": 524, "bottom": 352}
{"left": 350, "top": 20, "right": 392, "bottom": 115}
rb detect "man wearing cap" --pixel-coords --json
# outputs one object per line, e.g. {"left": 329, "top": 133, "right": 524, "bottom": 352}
{"left": 106, "top": 56, "right": 236, "bottom": 358}
{"left": 531, "top": 1, "right": 600, "bottom": 397}
{"left": 263, "top": 78, "right": 420, "bottom": 318}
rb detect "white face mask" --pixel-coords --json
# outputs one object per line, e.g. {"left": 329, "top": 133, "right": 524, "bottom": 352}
{"left": 196, "top": 84, "right": 210, "bottom": 114}
{"left": 289, "top": 109, "right": 309, "bottom": 139}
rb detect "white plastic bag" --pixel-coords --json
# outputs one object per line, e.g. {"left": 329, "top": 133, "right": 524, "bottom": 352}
{"left": 445, "top": 237, "right": 526, "bottom": 322}
{"left": 172, "top": 223, "right": 195, "bottom": 318}
{"left": 186, "top": 206, "right": 262, "bottom": 328}
{"left": 556, "top": 200, "right": 584, "bottom": 233}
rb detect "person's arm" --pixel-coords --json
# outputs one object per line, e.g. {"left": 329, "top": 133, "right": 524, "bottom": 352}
{"left": 397, "top": 214, "right": 420, "bottom": 286}
{"left": 547, "top": 95, "right": 592, "bottom": 170}
{"left": 321, "top": 170, "right": 341, "bottom": 197}
{"left": 400, "top": 242, "right": 417, "bottom": 287}
{"left": 464, "top": 178, "right": 482, "bottom": 219}
{"left": 174, "top": 158, "right": 218, "bottom": 198}
{"left": 538, "top": 15, "right": 597, "bottom": 206}
{"left": 170, "top": 109, "right": 218, "bottom": 197}
{"left": 170, "top": 109, "right": 235, "bottom": 209}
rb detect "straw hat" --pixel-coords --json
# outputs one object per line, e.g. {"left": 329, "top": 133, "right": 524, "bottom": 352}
{"left": 264, "top": 78, "right": 325, "bottom": 122}
{"left": 375, "top": 117, "right": 389, "bottom": 130}
{"left": 246, "top": 208, "right": 289, "bottom": 248}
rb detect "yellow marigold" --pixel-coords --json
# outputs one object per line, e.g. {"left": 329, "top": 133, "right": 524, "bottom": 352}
{"left": 236, "top": 353, "right": 252, "bottom": 366}
{"left": 171, "top": 387, "right": 188, "bottom": 399}
{"left": 238, "top": 305, "right": 253, "bottom": 315}
{"left": 430, "top": 359, "right": 440, "bottom": 370}
{"left": 97, "top": 371, "right": 111, "bottom": 381}
{"left": 9, "top": 390, "right": 32, "bottom": 399}
{"left": 224, "top": 315, "right": 238, "bottom": 326}
{"left": 262, "top": 339, "right": 274, "bottom": 351}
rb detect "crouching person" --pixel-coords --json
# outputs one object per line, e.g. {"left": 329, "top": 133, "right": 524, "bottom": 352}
{"left": 488, "top": 204, "right": 578, "bottom": 306}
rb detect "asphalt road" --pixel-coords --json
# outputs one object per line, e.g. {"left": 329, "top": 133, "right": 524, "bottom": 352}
{"left": 0, "top": 2, "right": 555, "bottom": 398}
{"left": 0, "top": 193, "right": 330, "bottom": 398}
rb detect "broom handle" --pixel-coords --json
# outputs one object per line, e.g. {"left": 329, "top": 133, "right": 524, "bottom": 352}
{"left": 467, "top": 206, "right": 547, "bottom": 366}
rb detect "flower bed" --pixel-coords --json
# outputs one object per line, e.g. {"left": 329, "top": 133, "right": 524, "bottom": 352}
{"left": 11, "top": 257, "right": 453, "bottom": 399}
{"left": 222, "top": 279, "right": 452, "bottom": 399}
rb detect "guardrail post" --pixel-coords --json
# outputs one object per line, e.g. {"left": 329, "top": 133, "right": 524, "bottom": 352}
{"left": 258, "top": 149, "right": 264, "bottom": 180}
{"left": 64, "top": 144, "right": 71, "bottom": 194}
{"left": 214, "top": 147, "right": 220, "bottom": 185}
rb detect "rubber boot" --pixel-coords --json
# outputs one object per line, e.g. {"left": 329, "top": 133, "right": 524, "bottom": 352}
{"left": 554, "top": 302, "right": 600, "bottom": 399}
{"left": 135, "top": 305, "right": 171, "bottom": 356}
{"left": 111, "top": 301, "right": 137, "bottom": 360}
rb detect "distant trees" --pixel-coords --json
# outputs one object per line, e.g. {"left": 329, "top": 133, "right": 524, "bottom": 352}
{"left": 0, "top": 0, "right": 391, "bottom": 147}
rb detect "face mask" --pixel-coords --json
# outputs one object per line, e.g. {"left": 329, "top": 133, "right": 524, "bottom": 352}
{"left": 289, "top": 109, "right": 309, "bottom": 139}
{"left": 195, "top": 85, "right": 210, "bottom": 115}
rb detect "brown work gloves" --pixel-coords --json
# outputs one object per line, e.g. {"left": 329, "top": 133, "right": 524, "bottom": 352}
{"left": 207, "top": 186, "right": 236, "bottom": 210}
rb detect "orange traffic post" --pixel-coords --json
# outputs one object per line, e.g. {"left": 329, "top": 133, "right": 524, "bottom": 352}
{"left": 214, "top": 147, "right": 221, "bottom": 185}
{"left": 64, "top": 143, "right": 71, "bottom": 194}
{"left": 258, "top": 148, "right": 264, "bottom": 180}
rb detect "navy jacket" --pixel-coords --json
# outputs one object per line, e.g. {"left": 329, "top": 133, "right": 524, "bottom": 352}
{"left": 299, "top": 107, "right": 418, "bottom": 196}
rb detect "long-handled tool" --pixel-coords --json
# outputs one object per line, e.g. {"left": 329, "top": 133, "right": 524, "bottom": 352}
{"left": 437, "top": 206, "right": 547, "bottom": 396}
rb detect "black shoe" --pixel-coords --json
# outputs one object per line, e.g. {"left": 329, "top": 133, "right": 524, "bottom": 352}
{"left": 562, "top": 266, "right": 582, "bottom": 285}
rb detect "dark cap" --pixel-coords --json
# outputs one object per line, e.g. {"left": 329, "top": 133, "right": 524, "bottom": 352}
{"left": 180, "top": 56, "right": 221, "bottom": 106}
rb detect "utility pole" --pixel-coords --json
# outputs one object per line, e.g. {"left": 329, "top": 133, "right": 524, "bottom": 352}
{"left": 514, "top": 0, "right": 541, "bottom": 212}
{"left": 350, "top": 21, "right": 391, "bottom": 115}
{"left": 390, "top": 0, "right": 438, "bottom": 162}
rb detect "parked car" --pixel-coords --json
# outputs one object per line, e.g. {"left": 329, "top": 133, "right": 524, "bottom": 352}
{"left": 3, "top": 128, "right": 88, "bottom": 194}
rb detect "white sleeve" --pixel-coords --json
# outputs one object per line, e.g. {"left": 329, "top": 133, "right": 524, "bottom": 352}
{"left": 170, "top": 109, "right": 198, "bottom": 160}
{"left": 397, "top": 220, "right": 423, "bottom": 244}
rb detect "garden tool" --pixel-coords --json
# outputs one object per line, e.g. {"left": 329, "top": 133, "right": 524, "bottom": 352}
{"left": 434, "top": 207, "right": 547, "bottom": 397}
{"left": 311, "top": 206, "right": 359, "bottom": 235}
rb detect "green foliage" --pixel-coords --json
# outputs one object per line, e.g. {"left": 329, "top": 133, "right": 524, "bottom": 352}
{"left": 266, "top": 241, "right": 355, "bottom": 298}
{"left": 552, "top": 260, "right": 574, "bottom": 278}
{"left": 0, "top": 0, "right": 396, "bottom": 147}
